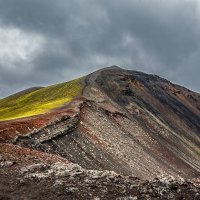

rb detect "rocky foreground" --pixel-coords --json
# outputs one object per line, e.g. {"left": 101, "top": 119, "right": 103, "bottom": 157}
{"left": 0, "top": 144, "right": 200, "bottom": 200}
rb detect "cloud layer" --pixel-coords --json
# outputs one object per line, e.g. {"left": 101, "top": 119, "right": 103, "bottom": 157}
{"left": 0, "top": 0, "right": 200, "bottom": 97}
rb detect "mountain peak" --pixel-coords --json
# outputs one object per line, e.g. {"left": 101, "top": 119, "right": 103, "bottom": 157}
{"left": 102, "top": 65, "right": 122, "bottom": 70}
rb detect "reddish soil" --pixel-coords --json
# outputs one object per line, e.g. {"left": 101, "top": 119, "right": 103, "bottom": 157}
{"left": 0, "top": 97, "right": 85, "bottom": 143}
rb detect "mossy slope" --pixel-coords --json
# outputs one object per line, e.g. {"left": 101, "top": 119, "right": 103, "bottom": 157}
{"left": 0, "top": 77, "right": 85, "bottom": 121}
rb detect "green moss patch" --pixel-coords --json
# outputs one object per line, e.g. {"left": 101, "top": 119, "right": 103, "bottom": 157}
{"left": 0, "top": 77, "right": 85, "bottom": 121}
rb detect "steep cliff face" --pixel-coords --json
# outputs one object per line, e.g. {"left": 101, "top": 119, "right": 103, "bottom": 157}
{"left": 3, "top": 66, "right": 199, "bottom": 180}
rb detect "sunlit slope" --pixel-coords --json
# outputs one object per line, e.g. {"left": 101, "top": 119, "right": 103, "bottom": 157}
{"left": 0, "top": 77, "right": 85, "bottom": 121}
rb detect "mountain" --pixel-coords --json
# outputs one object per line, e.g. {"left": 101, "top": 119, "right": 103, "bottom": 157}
{"left": 0, "top": 66, "right": 200, "bottom": 199}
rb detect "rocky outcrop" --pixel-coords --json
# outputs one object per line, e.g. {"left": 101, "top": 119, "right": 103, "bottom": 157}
{"left": 0, "top": 143, "right": 200, "bottom": 200}
{"left": 14, "top": 114, "right": 79, "bottom": 147}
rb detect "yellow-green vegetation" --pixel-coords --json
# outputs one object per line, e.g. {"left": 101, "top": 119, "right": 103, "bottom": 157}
{"left": 0, "top": 77, "right": 85, "bottom": 121}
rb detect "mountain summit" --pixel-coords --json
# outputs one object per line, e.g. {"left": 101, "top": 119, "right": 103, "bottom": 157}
{"left": 0, "top": 66, "right": 200, "bottom": 199}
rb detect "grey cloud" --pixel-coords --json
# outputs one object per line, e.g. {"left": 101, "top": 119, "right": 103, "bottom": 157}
{"left": 0, "top": 0, "right": 200, "bottom": 97}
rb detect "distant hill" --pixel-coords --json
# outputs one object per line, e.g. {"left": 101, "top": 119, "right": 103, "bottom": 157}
{"left": 0, "top": 77, "right": 84, "bottom": 121}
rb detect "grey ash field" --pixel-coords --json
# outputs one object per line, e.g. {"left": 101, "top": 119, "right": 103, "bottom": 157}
{"left": 0, "top": 66, "right": 200, "bottom": 199}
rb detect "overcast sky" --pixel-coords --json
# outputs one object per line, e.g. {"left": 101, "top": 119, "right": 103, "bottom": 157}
{"left": 0, "top": 0, "right": 200, "bottom": 97}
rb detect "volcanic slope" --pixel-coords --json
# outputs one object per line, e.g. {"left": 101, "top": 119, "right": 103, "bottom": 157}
{"left": 1, "top": 66, "right": 200, "bottom": 181}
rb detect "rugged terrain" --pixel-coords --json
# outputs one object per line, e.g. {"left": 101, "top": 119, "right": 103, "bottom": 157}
{"left": 0, "top": 66, "right": 200, "bottom": 199}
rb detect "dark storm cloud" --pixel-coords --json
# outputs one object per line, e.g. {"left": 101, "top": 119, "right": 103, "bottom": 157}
{"left": 0, "top": 0, "right": 200, "bottom": 97}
